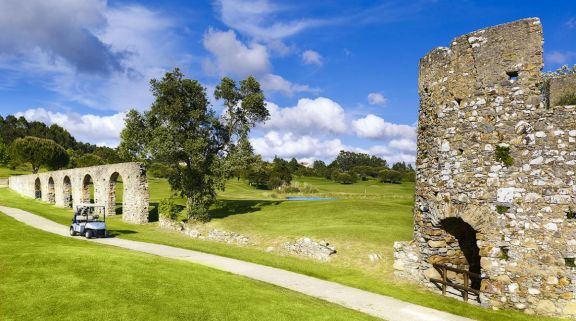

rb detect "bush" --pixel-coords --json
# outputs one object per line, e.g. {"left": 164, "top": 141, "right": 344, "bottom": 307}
{"left": 147, "top": 162, "right": 173, "bottom": 178}
{"left": 556, "top": 92, "right": 576, "bottom": 106}
{"left": 334, "top": 172, "right": 357, "bottom": 184}
{"left": 378, "top": 169, "right": 403, "bottom": 184}
{"left": 159, "top": 199, "right": 181, "bottom": 220}
{"left": 267, "top": 176, "right": 283, "bottom": 189}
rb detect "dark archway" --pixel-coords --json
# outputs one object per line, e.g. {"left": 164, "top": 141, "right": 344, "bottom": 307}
{"left": 34, "top": 178, "right": 41, "bottom": 199}
{"left": 82, "top": 174, "right": 94, "bottom": 203}
{"left": 441, "top": 217, "right": 481, "bottom": 290}
{"left": 47, "top": 177, "right": 55, "bottom": 204}
{"left": 109, "top": 172, "right": 124, "bottom": 215}
{"left": 63, "top": 176, "right": 72, "bottom": 208}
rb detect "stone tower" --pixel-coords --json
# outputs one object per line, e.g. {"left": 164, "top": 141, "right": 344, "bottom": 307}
{"left": 394, "top": 18, "right": 576, "bottom": 317}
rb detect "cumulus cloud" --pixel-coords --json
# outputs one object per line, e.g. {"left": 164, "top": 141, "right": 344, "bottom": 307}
{"left": 203, "top": 28, "right": 317, "bottom": 96}
{"left": 214, "top": 0, "right": 325, "bottom": 41}
{"left": 15, "top": 108, "right": 125, "bottom": 146}
{"left": 0, "top": 0, "right": 124, "bottom": 74}
{"left": 251, "top": 131, "right": 352, "bottom": 160}
{"left": 202, "top": 28, "right": 270, "bottom": 77}
{"left": 369, "top": 145, "right": 416, "bottom": 164}
{"left": 262, "top": 98, "right": 348, "bottom": 134}
{"left": 367, "top": 92, "right": 387, "bottom": 105}
{"left": 352, "top": 114, "right": 416, "bottom": 140}
{"left": 302, "top": 50, "right": 323, "bottom": 65}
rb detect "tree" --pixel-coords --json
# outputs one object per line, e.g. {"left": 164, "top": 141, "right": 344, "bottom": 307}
{"left": 334, "top": 150, "right": 387, "bottom": 172}
{"left": 76, "top": 153, "right": 105, "bottom": 167}
{"left": 10, "top": 136, "right": 69, "bottom": 173}
{"left": 269, "top": 156, "right": 292, "bottom": 188}
{"left": 378, "top": 169, "right": 403, "bottom": 184}
{"left": 312, "top": 160, "right": 328, "bottom": 177}
{"left": 334, "top": 172, "right": 357, "bottom": 184}
{"left": 214, "top": 76, "right": 269, "bottom": 179}
{"left": 0, "top": 142, "right": 9, "bottom": 165}
{"left": 119, "top": 69, "right": 267, "bottom": 222}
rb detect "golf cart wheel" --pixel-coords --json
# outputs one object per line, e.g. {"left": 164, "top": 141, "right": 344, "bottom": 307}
{"left": 69, "top": 227, "right": 76, "bottom": 236}
{"left": 104, "top": 230, "right": 109, "bottom": 238}
{"left": 85, "top": 230, "right": 93, "bottom": 239}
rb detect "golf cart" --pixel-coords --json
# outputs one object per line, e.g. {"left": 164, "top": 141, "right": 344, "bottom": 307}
{"left": 69, "top": 204, "right": 109, "bottom": 239}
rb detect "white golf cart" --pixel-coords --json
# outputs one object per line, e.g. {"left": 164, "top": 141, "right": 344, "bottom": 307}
{"left": 69, "top": 204, "right": 109, "bottom": 239}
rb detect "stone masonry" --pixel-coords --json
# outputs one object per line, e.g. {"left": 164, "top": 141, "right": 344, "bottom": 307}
{"left": 8, "top": 162, "right": 149, "bottom": 224}
{"left": 393, "top": 18, "right": 576, "bottom": 317}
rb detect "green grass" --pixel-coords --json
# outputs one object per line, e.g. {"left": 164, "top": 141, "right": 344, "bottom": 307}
{"left": 0, "top": 211, "right": 381, "bottom": 321}
{"left": 0, "top": 175, "right": 562, "bottom": 321}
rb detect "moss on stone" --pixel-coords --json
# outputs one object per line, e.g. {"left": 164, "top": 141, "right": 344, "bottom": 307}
{"left": 495, "top": 146, "right": 514, "bottom": 166}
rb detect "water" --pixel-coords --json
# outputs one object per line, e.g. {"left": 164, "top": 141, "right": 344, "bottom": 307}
{"left": 286, "top": 196, "right": 338, "bottom": 201}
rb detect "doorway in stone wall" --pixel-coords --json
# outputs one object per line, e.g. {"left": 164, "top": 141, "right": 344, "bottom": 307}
{"left": 440, "top": 217, "right": 482, "bottom": 290}
{"left": 63, "top": 176, "right": 72, "bottom": 207}
{"left": 34, "top": 178, "right": 41, "bottom": 199}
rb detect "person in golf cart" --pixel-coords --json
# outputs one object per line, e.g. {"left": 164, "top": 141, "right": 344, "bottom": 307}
{"left": 69, "top": 204, "right": 109, "bottom": 239}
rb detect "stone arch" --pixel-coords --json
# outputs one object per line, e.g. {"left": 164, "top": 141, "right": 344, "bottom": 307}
{"left": 108, "top": 172, "right": 125, "bottom": 216}
{"left": 63, "top": 176, "right": 72, "bottom": 208}
{"left": 34, "top": 177, "right": 41, "bottom": 199}
{"left": 47, "top": 177, "right": 55, "bottom": 204}
{"left": 82, "top": 174, "right": 94, "bottom": 203}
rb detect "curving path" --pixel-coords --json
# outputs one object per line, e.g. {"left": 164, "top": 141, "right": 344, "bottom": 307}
{"left": 0, "top": 205, "right": 474, "bottom": 321}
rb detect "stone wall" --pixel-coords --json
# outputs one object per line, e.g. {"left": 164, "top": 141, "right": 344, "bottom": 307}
{"left": 549, "top": 74, "right": 576, "bottom": 107}
{"left": 394, "top": 18, "right": 576, "bottom": 317}
{"left": 8, "top": 162, "right": 149, "bottom": 224}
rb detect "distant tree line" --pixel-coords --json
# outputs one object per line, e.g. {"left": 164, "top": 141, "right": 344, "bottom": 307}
{"left": 0, "top": 115, "right": 123, "bottom": 172}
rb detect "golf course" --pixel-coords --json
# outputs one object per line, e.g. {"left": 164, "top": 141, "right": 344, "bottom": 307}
{"left": 0, "top": 167, "right": 560, "bottom": 321}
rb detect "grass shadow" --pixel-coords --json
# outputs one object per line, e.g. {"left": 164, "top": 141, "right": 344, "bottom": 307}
{"left": 209, "top": 200, "right": 284, "bottom": 219}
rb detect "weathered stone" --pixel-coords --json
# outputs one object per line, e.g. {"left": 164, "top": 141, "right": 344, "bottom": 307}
{"left": 8, "top": 162, "right": 149, "bottom": 223}
{"left": 535, "top": 300, "right": 556, "bottom": 315}
{"left": 282, "top": 238, "right": 336, "bottom": 261}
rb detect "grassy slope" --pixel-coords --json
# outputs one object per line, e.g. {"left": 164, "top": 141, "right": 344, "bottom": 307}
{"left": 0, "top": 178, "right": 559, "bottom": 321}
{"left": 0, "top": 212, "right": 381, "bottom": 321}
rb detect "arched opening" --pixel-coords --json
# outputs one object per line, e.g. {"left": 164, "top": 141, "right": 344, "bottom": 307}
{"left": 441, "top": 217, "right": 481, "bottom": 290}
{"left": 47, "top": 177, "right": 55, "bottom": 204}
{"left": 34, "top": 178, "right": 41, "bottom": 199}
{"left": 82, "top": 174, "right": 95, "bottom": 204}
{"left": 109, "top": 172, "right": 124, "bottom": 215}
{"left": 63, "top": 176, "right": 72, "bottom": 208}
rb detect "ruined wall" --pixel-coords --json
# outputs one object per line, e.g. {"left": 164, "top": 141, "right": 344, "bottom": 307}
{"left": 8, "top": 162, "right": 149, "bottom": 224}
{"left": 394, "top": 18, "right": 576, "bottom": 317}
{"left": 549, "top": 74, "right": 576, "bottom": 107}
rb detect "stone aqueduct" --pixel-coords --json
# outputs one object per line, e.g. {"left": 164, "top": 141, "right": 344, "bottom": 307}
{"left": 8, "top": 162, "right": 149, "bottom": 224}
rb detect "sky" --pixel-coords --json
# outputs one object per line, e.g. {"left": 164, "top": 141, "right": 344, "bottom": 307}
{"left": 0, "top": 0, "right": 575, "bottom": 164}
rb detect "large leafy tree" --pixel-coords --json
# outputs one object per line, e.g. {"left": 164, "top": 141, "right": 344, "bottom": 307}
{"left": 214, "top": 76, "right": 269, "bottom": 179}
{"left": 119, "top": 69, "right": 267, "bottom": 221}
{"left": 10, "top": 136, "right": 69, "bottom": 173}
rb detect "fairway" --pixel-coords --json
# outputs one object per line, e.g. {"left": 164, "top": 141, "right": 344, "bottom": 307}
{"left": 0, "top": 211, "right": 382, "bottom": 321}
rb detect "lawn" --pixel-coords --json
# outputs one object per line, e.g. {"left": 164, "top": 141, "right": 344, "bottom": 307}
{"left": 0, "top": 211, "right": 381, "bottom": 321}
{"left": 0, "top": 175, "right": 560, "bottom": 321}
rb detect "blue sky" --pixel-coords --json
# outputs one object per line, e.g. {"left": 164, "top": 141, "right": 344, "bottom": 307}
{"left": 0, "top": 0, "right": 575, "bottom": 163}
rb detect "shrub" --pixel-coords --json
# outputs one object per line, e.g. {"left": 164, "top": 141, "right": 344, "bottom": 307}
{"left": 495, "top": 146, "right": 513, "bottom": 166}
{"left": 334, "top": 172, "right": 357, "bottom": 184}
{"left": 378, "top": 169, "right": 403, "bottom": 184}
{"left": 159, "top": 198, "right": 181, "bottom": 220}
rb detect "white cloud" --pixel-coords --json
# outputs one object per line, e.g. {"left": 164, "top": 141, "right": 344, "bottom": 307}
{"left": 262, "top": 98, "right": 348, "bottom": 134}
{"left": 251, "top": 131, "right": 352, "bottom": 161}
{"left": 15, "top": 108, "right": 125, "bottom": 146}
{"left": 0, "top": 3, "right": 184, "bottom": 112}
{"left": 260, "top": 74, "right": 319, "bottom": 96}
{"left": 214, "top": 0, "right": 325, "bottom": 41}
{"left": 352, "top": 114, "right": 416, "bottom": 140}
{"left": 302, "top": 50, "right": 323, "bottom": 65}
{"left": 0, "top": 0, "right": 122, "bottom": 74}
{"left": 388, "top": 138, "right": 416, "bottom": 152}
{"left": 202, "top": 28, "right": 270, "bottom": 77}
{"left": 369, "top": 145, "right": 416, "bottom": 164}
{"left": 367, "top": 92, "right": 387, "bottom": 105}
{"left": 567, "top": 17, "right": 576, "bottom": 29}
{"left": 546, "top": 51, "right": 576, "bottom": 65}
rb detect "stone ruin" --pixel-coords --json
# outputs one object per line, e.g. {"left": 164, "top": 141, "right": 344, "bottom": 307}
{"left": 393, "top": 18, "right": 576, "bottom": 317}
{"left": 8, "top": 162, "right": 149, "bottom": 224}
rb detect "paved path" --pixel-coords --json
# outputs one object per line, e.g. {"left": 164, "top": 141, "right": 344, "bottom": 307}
{"left": 0, "top": 205, "right": 475, "bottom": 321}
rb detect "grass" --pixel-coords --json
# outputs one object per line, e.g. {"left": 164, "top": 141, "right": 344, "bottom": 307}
{"left": 0, "top": 174, "right": 562, "bottom": 321}
{"left": 0, "top": 211, "right": 381, "bottom": 321}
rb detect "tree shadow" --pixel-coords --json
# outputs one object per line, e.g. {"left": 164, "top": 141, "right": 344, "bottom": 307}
{"left": 209, "top": 200, "right": 284, "bottom": 219}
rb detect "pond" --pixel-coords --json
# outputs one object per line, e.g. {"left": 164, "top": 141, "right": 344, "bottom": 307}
{"left": 285, "top": 196, "right": 338, "bottom": 201}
